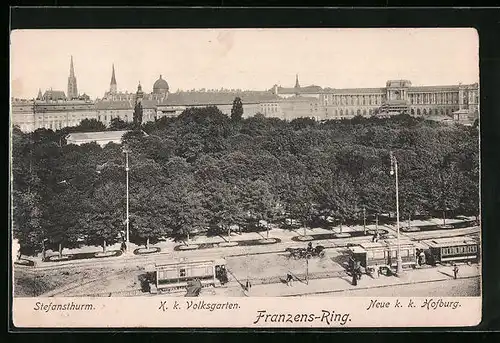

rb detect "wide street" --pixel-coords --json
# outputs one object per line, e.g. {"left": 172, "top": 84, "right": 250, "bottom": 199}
{"left": 13, "top": 218, "right": 481, "bottom": 298}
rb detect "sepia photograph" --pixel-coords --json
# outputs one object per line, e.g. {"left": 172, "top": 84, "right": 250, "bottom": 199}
{"left": 10, "top": 28, "right": 481, "bottom": 327}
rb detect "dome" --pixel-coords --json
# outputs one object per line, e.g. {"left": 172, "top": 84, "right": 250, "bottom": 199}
{"left": 153, "top": 75, "right": 169, "bottom": 94}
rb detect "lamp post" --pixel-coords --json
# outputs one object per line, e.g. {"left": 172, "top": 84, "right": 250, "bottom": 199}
{"left": 390, "top": 151, "right": 403, "bottom": 276}
{"left": 123, "top": 148, "right": 130, "bottom": 253}
{"left": 42, "top": 238, "right": 48, "bottom": 261}
{"left": 363, "top": 206, "right": 366, "bottom": 235}
{"left": 306, "top": 257, "right": 309, "bottom": 285}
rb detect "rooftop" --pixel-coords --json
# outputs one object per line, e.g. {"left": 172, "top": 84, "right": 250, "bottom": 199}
{"left": 66, "top": 130, "right": 130, "bottom": 142}
{"left": 95, "top": 100, "right": 133, "bottom": 110}
{"left": 163, "top": 91, "right": 280, "bottom": 106}
{"left": 427, "top": 237, "right": 477, "bottom": 247}
{"left": 323, "top": 87, "right": 386, "bottom": 94}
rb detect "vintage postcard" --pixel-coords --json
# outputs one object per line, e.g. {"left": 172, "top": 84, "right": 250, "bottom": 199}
{"left": 10, "top": 28, "right": 481, "bottom": 328}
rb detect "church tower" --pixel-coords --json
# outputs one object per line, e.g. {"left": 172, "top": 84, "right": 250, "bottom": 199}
{"left": 110, "top": 64, "right": 117, "bottom": 94}
{"left": 294, "top": 74, "right": 301, "bottom": 95}
{"left": 67, "top": 56, "right": 78, "bottom": 100}
{"left": 295, "top": 74, "right": 300, "bottom": 89}
{"left": 135, "top": 81, "right": 144, "bottom": 104}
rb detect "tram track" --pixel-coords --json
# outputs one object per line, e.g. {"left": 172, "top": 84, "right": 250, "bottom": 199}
{"left": 15, "top": 227, "right": 480, "bottom": 274}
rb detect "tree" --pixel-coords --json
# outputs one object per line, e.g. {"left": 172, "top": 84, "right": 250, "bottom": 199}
{"left": 316, "top": 172, "right": 359, "bottom": 231}
{"left": 290, "top": 117, "right": 317, "bottom": 130}
{"left": 128, "top": 159, "right": 168, "bottom": 248}
{"left": 205, "top": 181, "right": 244, "bottom": 241}
{"left": 166, "top": 177, "right": 209, "bottom": 243}
{"left": 133, "top": 102, "right": 143, "bottom": 128}
{"left": 82, "top": 180, "right": 124, "bottom": 252}
{"left": 109, "top": 117, "right": 131, "bottom": 131}
{"left": 75, "top": 119, "right": 106, "bottom": 132}
{"left": 12, "top": 189, "right": 44, "bottom": 258}
{"left": 241, "top": 180, "right": 276, "bottom": 237}
{"left": 286, "top": 175, "right": 317, "bottom": 236}
{"left": 230, "top": 97, "right": 244, "bottom": 121}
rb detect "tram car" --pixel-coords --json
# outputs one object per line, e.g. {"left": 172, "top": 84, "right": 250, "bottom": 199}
{"left": 146, "top": 258, "right": 228, "bottom": 294}
{"left": 347, "top": 239, "right": 417, "bottom": 276}
{"left": 424, "top": 237, "right": 480, "bottom": 266}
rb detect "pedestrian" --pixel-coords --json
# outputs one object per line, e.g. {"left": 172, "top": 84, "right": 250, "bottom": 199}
{"left": 420, "top": 250, "right": 426, "bottom": 266}
{"left": 245, "top": 279, "right": 252, "bottom": 291}
{"left": 352, "top": 272, "right": 358, "bottom": 286}
{"left": 355, "top": 260, "right": 362, "bottom": 280}
{"left": 453, "top": 264, "right": 459, "bottom": 279}
{"left": 286, "top": 272, "right": 293, "bottom": 286}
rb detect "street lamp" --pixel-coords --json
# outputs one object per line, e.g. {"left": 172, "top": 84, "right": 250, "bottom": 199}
{"left": 363, "top": 206, "right": 366, "bottom": 235}
{"left": 306, "top": 257, "right": 309, "bottom": 285}
{"left": 123, "top": 147, "right": 130, "bottom": 253}
{"left": 41, "top": 238, "right": 49, "bottom": 261}
{"left": 390, "top": 151, "right": 403, "bottom": 276}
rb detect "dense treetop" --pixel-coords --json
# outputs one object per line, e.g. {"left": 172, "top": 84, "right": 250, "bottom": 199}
{"left": 11, "top": 107, "right": 479, "bottom": 256}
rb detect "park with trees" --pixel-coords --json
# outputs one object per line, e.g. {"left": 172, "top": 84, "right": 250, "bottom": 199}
{"left": 11, "top": 102, "right": 479, "bottom": 260}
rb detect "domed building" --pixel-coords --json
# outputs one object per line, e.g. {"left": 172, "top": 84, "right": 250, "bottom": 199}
{"left": 152, "top": 75, "right": 169, "bottom": 100}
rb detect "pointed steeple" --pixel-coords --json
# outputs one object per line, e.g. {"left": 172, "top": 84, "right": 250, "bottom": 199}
{"left": 67, "top": 55, "right": 78, "bottom": 99}
{"left": 37, "top": 88, "right": 43, "bottom": 100}
{"left": 295, "top": 74, "right": 300, "bottom": 89}
{"left": 111, "top": 64, "right": 117, "bottom": 85}
{"left": 110, "top": 64, "right": 117, "bottom": 94}
{"left": 70, "top": 55, "right": 75, "bottom": 77}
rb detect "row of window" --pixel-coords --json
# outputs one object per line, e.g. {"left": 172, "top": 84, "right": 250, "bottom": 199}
{"left": 325, "top": 108, "right": 377, "bottom": 117}
{"left": 409, "top": 92, "right": 458, "bottom": 104}
{"left": 441, "top": 245, "right": 477, "bottom": 256}
{"left": 38, "top": 121, "right": 78, "bottom": 130}
{"left": 263, "top": 107, "right": 278, "bottom": 113}
{"left": 369, "top": 249, "right": 412, "bottom": 259}
{"left": 411, "top": 108, "right": 458, "bottom": 116}
{"left": 97, "top": 114, "right": 129, "bottom": 122}
{"left": 323, "top": 95, "right": 383, "bottom": 106}
{"left": 157, "top": 266, "right": 211, "bottom": 280}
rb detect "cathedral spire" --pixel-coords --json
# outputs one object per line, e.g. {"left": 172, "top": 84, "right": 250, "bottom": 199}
{"left": 37, "top": 88, "right": 43, "bottom": 100}
{"left": 110, "top": 63, "right": 117, "bottom": 94}
{"left": 70, "top": 56, "right": 75, "bottom": 78}
{"left": 295, "top": 74, "right": 300, "bottom": 89}
{"left": 111, "top": 64, "right": 117, "bottom": 85}
{"left": 67, "top": 56, "right": 78, "bottom": 100}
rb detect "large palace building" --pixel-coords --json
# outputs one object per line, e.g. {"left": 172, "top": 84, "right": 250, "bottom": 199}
{"left": 11, "top": 58, "right": 479, "bottom": 133}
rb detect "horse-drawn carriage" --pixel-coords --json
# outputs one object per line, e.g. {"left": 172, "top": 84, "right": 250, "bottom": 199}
{"left": 286, "top": 243, "right": 326, "bottom": 259}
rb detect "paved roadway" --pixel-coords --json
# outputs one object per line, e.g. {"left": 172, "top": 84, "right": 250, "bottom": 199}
{"left": 19, "top": 225, "right": 480, "bottom": 272}
{"left": 14, "top": 224, "right": 480, "bottom": 297}
{"left": 311, "top": 276, "right": 480, "bottom": 297}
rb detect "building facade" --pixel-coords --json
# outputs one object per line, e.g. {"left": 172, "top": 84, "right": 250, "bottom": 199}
{"left": 11, "top": 59, "right": 480, "bottom": 133}
{"left": 274, "top": 77, "right": 479, "bottom": 122}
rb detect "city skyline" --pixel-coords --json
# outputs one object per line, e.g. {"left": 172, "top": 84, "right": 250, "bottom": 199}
{"left": 11, "top": 28, "right": 479, "bottom": 99}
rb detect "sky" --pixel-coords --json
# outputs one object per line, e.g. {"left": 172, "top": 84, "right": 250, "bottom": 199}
{"left": 10, "top": 28, "right": 479, "bottom": 100}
